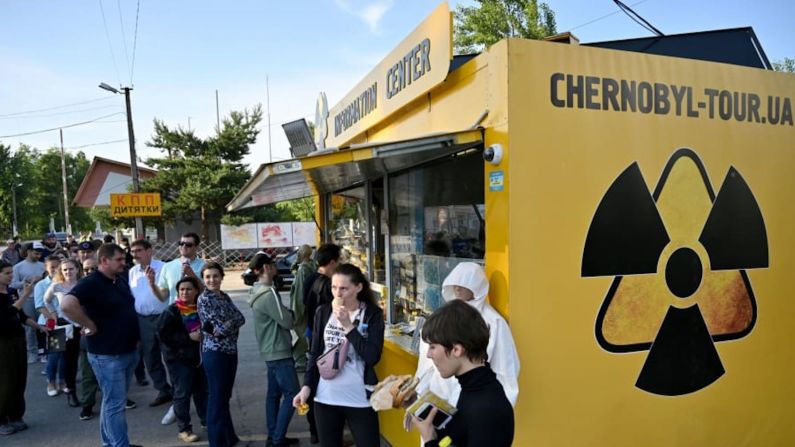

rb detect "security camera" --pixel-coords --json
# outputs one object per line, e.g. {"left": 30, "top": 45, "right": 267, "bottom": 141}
{"left": 483, "top": 144, "right": 503, "bottom": 165}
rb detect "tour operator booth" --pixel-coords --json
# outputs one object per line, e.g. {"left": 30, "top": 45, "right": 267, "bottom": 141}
{"left": 228, "top": 3, "right": 795, "bottom": 445}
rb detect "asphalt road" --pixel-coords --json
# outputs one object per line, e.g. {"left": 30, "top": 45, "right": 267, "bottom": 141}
{"left": 5, "top": 280, "right": 391, "bottom": 447}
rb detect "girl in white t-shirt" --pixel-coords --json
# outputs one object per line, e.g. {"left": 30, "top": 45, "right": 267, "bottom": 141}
{"left": 294, "top": 263, "right": 385, "bottom": 447}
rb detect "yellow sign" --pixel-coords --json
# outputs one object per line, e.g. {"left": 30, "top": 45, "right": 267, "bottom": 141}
{"left": 501, "top": 38, "right": 794, "bottom": 445}
{"left": 110, "top": 193, "right": 162, "bottom": 217}
{"left": 324, "top": 2, "right": 452, "bottom": 148}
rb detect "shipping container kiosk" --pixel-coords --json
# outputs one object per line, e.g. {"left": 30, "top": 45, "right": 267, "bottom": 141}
{"left": 228, "top": 3, "right": 795, "bottom": 445}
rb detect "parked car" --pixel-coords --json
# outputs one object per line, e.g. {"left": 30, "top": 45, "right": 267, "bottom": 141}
{"left": 273, "top": 249, "right": 298, "bottom": 290}
{"left": 240, "top": 248, "right": 298, "bottom": 290}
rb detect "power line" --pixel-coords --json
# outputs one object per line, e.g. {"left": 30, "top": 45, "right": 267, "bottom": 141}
{"left": 99, "top": 0, "right": 122, "bottom": 87}
{"left": 0, "top": 104, "right": 122, "bottom": 120}
{"left": 613, "top": 0, "right": 663, "bottom": 36}
{"left": 0, "top": 112, "right": 125, "bottom": 138}
{"left": 116, "top": 0, "right": 131, "bottom": 80}
{"left": 568, "top": 0, "right": 651, "bottom": 32}
{"left": 0, "top": 97, "right": 115, "bottom": 118}
{"left": 130, "top": 0, "right": 141, "bottom": 85}
{"left": 66, "top": 138, "right": 128, "bottom": 150}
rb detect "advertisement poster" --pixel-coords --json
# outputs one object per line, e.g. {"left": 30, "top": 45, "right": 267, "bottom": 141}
{"left": 291, "top": 222, "right": 316, "bottom": 246}
{"left": 220, "top": 224, "right": 258, "bottom": 249}
{"left": 258, "top": 223, "right": 293, "bottom": 248}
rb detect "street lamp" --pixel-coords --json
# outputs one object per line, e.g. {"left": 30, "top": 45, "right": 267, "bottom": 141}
{"left": 11, "top": 182, "right": 22, "bottom": 237}
{"left": 99, "top": 82, "right": 144, "bottom": 239}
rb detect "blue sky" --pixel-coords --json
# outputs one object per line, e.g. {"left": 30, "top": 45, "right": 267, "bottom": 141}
{"left": 0, "top": 0, "right": 791, "bottom": 171}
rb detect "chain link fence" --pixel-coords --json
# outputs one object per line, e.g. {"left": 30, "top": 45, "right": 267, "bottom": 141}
{"left": 151, "top": 240, "right": 294, "bottom": 269}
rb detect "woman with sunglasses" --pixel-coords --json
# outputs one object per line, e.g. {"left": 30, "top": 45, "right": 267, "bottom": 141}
{"left": 198, "top": 262, "right": 245, "bottom": 447}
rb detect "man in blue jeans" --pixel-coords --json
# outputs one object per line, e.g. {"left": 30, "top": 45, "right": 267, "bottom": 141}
{"left": 62, "top": 243, "right": 141, "bottom": 447}
{"left": 247, "top": 253, "right": 300, "bottom": 446}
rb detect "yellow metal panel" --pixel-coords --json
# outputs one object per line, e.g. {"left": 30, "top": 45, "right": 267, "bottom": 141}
{"left": 506, "top": 38, "right": 795, "bottom": 446}
{"left": 375, "top": 341, "right": 421, "bottom": 446}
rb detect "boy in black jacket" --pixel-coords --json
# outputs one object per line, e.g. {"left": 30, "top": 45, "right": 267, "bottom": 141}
{"left": 411, "top": 300, "right": 514, "bottom": 447}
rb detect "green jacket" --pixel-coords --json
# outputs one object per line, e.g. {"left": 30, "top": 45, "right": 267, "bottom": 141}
{"left": 248, "top": 282, "right": 294, "bottom": 361}
{"left": 289, "top": 261, "right": 315, "bottom": 328}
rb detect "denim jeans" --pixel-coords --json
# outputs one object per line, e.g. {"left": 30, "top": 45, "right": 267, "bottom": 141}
{"left": 46, "top": 351, "right": 65, "bottom": 383}
{"left": 167, "top": 360, "right": 208, "bottom": 433}
{"left": 203, "top": 351, "right": 239, "bottom": 447}
{"left": 88, "top": 350, "right": 139, "bottom": 447}
{"left": 265, "top": 358, "right": 299, "bottom": 443}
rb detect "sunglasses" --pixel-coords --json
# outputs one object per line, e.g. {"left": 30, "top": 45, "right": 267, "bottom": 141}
{"left": 178, "top": 242, "right": 195, "bottom": 247}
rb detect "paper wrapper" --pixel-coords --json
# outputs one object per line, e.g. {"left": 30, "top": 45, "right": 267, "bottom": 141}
{"left": 369, "top": 375, "right": 401, "bottom": 411}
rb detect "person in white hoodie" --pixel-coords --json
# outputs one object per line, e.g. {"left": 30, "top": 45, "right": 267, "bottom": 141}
{"left": 412, "top": 262, "right": 520, "bottom": 412}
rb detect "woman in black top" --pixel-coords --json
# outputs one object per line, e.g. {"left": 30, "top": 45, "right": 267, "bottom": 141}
{"left": 157, "top": 276, "right": 208, "bottom": 444}
{"left": 293, "top": 263, "right": 385, "bottom": 447}
{"left": 0, "top": 260, "right": 44, "bottom": 436}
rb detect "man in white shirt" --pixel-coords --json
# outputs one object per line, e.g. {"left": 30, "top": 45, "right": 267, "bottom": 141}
{"left": 128, "top": 239, "right": 173, "bottom": 407}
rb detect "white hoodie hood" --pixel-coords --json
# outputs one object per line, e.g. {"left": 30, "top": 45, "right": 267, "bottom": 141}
{"left": 442, "top": 262, "right": 490, "bottom": 313}
{"left": 415, "top": 262, "right": 520, "bottom": 409}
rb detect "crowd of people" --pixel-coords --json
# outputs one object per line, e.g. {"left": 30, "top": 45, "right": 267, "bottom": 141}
{"left": 0, "top": 232, "right": 521, "bottom": 447}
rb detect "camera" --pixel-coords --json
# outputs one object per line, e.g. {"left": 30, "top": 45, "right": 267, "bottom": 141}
{"left": 483, "top": 143, "right": 503, "bottom": 165}
{"left": 241, "top": 269, "right": 258, "bottom": 286}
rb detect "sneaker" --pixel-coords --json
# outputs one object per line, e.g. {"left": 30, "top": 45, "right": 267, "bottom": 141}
{"left": 178, "top": 431, "right": 200, "bottom": 443}
{"left": 0, "top": 424, "right": 16, "bottom": 435}
{"left": 125, "top": 399, "right": 137, "bottom": 409}
{"left": 149, "top": 394, "right": 172, "bottom": 407}
{"left": 59, "top": 382, "right": 69, "bottom": 393}
{"left": 67, "top": 392, "right": 81, "bottom": 408}
{"left": 47, "top": 383, "right": 59, "bottom": 397}
{"left": 9, "top": 420, "right": 27, "bottom": 432}
{"left": 161, "top": 405, "right": 176, "bottom": 425}
{"left": 80, "top": 407, "right": 94, "bottom": 421}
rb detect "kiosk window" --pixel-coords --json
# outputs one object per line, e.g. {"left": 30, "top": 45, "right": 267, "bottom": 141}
{"left": 388, "top": 151, "right": 484, "bottom": 324}
{"left": 329, "top": 186, "right": 369, "bottom": 277}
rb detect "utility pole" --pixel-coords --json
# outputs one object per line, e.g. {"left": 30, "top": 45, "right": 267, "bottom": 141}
{"left": 99, "top": 82, "right": 144, "bottom": 239}
{"left": 123, "top": 87, "right": 145, "bottom": 240}
{"left": 215, "top": 89, "right": 221, "bottom": 131}
{"left": 59, "top": 129, "right": 71, "bottom": 235}
{"left": 11, "top": 185, "right": 18, "bottom": 236}
{"left": 266, "top": 75, "right": 272, "bottom": 162}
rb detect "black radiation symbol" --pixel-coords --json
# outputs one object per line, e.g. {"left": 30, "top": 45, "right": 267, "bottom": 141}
{"left": 582, "top": 149, "right": 768, "bottom": 396}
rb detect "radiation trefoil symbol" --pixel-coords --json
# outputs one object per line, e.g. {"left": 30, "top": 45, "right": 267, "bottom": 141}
{"left": 582, "top": 149, "right": 768, "bottom": 396}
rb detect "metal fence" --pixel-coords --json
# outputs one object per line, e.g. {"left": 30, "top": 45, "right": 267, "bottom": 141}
{"left": 151, "top": 240, "right": 294, "bottom": 269}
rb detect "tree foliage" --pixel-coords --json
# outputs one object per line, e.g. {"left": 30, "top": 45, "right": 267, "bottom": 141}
{"left": 0, "top": 143, "right": 93, "bottom": 238}
{"left": 143, "top": 105, "right": 263, "bottom": 239}
{"left": 773, "top": 57, "right": 795, "bottom": 73}
{"left": 454, "top": 0, "right": 557, "bottom": 53}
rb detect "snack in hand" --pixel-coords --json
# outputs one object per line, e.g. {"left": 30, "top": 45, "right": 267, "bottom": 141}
{"left": 296, "top": 402, "right": 310, "bottom": 416}
{"left": 369, "top": 374, "right": 420, "bottom": 411}
{"left": 332, "top": 296, "right": 344, "bottom": 309}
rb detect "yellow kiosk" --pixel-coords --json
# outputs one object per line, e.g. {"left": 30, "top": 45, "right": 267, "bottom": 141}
{"left": 229, "top": 3, "right": 795, "bottom": 445}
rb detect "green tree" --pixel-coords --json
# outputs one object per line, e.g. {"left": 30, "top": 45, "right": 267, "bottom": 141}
{"left": 454, "top": 0, "right": 557, "bottom": 53}
{"left": 773, "top": 57, "right": 794, "bottom": 73}
{"left": 0, "top": 143, "right": 92, "bottom": 238}
{"left": 143, "top": 105, "right": 263, "bottom": 240}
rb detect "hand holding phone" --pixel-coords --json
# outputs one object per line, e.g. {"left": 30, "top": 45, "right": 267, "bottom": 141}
{"left": 415, "top": 403, "right": 453, "bottom": 430}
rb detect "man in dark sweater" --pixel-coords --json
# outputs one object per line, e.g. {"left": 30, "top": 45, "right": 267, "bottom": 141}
{"left": 411, "top": 299, "right": 514, "bottom": 447}
{"left": 62, "top": 244, "right": 141, "bottom": 447}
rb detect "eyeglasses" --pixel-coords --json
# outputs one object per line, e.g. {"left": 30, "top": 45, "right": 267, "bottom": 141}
{"left": 178, "top": 242, "right": 195, "bottom": 247}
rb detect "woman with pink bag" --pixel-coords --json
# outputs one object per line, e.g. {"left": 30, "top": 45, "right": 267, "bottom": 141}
{"left": 293, "top": 263, "right": 384, "bottom": 447}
